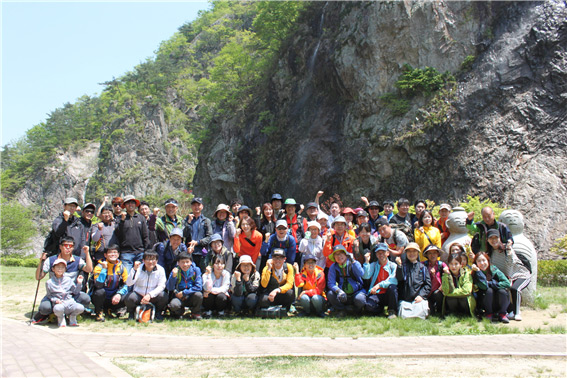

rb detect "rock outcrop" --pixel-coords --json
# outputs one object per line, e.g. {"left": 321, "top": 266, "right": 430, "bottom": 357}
{"left": 194, "top": 0, "right": 567, "bottom": 256}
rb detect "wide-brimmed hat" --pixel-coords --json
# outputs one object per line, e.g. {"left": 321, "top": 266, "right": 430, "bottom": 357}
{"left": 423, "top": 244, "right": 442, "bottom": 258}
{"left": 283, "top": 198, "right": 301, "bottom": 212}
{"left": 121, "top": 195, "right": 140, "bottom": 208}
{"left": 214, "top": 204, "right": 231, "bottom": 218}
{"left": 235, "top": 254, "right": 255, "bottom": 272}
{"left": 365, "top": 200, "right": 384, "bottom": 213}
{"left": 209, "top": 233, "right": 224, "bottom": 244}
{"left": 404, "top": 242, "right": 421, "bottom": 254}
{"left": 329, "top": 244, "right": 349, "bottom": 263}
{"left": 331, "top": 216, "right": 347, "bottom": 228}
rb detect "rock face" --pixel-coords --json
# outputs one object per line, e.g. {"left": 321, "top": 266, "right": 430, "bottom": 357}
{"left": 194, "top": 0, "right": 567, "bottom": 256}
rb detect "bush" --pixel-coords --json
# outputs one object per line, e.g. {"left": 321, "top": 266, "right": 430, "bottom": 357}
{"left": 538, "top": 260, "right": 567, "bottom": 286}
{"left": 458, "top": 195, "right": 507, "bottom": 223}
{"left": 0, "top": 197, "right": 37, "bottom": 253}
{"left": 379, "top": 93, "right": 410, "bottom": 116}
{"left": 1, "top": 255, "right": 39, "bottom": 268}
{"left": 550, "top": 235, "right": 567, "bottom": 258}
{"left": 395, "top": 64, "right": 451, "bottom": 97}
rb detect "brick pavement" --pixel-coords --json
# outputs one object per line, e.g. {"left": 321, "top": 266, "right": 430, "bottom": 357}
{"left": 2, "top": 317, "right": 566, "bottom": 377}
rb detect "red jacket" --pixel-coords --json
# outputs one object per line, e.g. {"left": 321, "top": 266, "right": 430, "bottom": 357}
{"left": 295, "top": 265, "right": 326, "bottom": 298}
{"left": 322, "top": 230, "right": 354, "bottom": 268}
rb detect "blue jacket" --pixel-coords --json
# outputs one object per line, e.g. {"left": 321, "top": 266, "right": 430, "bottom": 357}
{"left": 363, "top": 260, "right": 398, "bottom": 289}
{"left": 183, "top": 215, "right": 213, "bottom": 255}
{"left": 261, "top": 234, "right": 296, "bottom": 263}
{"left": 328, "top": 259, "right": 365, "bottom": 295}
{"left": 166, "top": 264, "right": 202, "bottom": 296}
{"left": 156, "top": 241, "right": 188, "bottom": 277}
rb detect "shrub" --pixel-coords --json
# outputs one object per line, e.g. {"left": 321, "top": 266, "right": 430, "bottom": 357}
{"left": 538, "top": 260, "right": 567, "bottom": 286}
{"left": 0, "top": 197, "right": 37, "bottom": 253}
{"left": 1, "top": 255, "right": 39, "bottom": 268}
{"left": 379, "top": 93, "right": 410, "bottom": 116}
{"left": 458, "top": 195, "right": 507, "bottom": 223}
{"left": 550, "top": 235, "right": 567, "bottom": 258}
{"left": 395, "top": 64, "right": 451, "bottom": 97}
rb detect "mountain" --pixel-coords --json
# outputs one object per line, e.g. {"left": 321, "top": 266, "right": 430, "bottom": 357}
{"left": 1, "top": 1, "right": 565, "bottom": 257}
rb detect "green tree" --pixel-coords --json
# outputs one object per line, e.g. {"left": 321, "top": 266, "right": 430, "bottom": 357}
{"left": 253, "top": 1, "right": 305, "bottom": 52}
{"left": 0, "top": 197, "right": 36, "bottom": 253}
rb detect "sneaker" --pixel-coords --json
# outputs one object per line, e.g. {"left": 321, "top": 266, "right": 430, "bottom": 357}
{"left": 68, "top": 315, "right": 79, "bottom": 326}
{"left": 499, "top": 314, "right": 510, "bottom": 324}
{"left": 128, "top": 312, "right": 136, "bottom": 321}
{"left": 217, "top": 310, "right": 226, "bottom": 318}
{"left": 507, "top": 312, "right": 515, "bottom": 320}
{"left": 32, "top": 313, "right": 48, "bottom": 324}
{"left": 96, "top": 312, "right": 105, "bottom": 322}
{"left": 155, "top": 313, "right": 165, "bottom": 321}
{"left": 57, "top": 316, "right": 66, "bottom": 328}
{"left": 514, "top": 313, "right": 522, "bottom": 321}
{"left": 203, "top": 310, "right": 212, "bottom": 319}
{"left": 387, "top": 312, "right": 397, "bottom": 320}
{"left": 191, "top": 314, "right": 202, "bottom": 321}
{"left": 116, "top": 307, "right": 127, "bottom": 318}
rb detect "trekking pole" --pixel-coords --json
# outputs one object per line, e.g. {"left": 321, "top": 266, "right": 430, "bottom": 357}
{"left": 28, "top": 277, "right": 42, "bottom": 325}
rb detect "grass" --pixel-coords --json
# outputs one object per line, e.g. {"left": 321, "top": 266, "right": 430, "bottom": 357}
{"left": 3, "top": 266, "right": 566, "bottom": 337}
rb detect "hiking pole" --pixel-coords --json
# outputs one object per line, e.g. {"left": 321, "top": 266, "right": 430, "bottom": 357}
{"left": 28, "top": 277, "right": 41, "bottom": 325}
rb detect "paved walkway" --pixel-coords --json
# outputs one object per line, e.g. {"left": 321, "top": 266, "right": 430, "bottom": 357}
{"left": 2, "top": 317, "right": 566, "bottom": 377}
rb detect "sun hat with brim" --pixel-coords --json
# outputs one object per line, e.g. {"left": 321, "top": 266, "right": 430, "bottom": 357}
{"left": 423, "top": 244, "right": 442, "bottom": 258}
{"left": 235, "top": 254, "right": 255, "bottom": 272}
{"left": 307, "top": 221, "right": 321, "bottom": 232}
{"left": 365, "top": 200, "right": 384, "bottom": 213}
{"left": 373, "top": 243, "right": 389, "bottom": 253}
{"left": 214, "top": 204, "right": 231, "bottom": 218}
{"left": 341, "top": 207, "right": 356, "bottom": 216}
{"left": 121, "top": 195, "right": 140, "bottom": 208}
{"left": 275, "top": 219, "right": 288, "bottom": 229}
{"left": 237, "top": 205, "right": 252, "bottom": 217}
{"left": 329, "top": 244, "right": 349, "bottom": 263}
{"left": 64, "top": 197, "right": 79, "bottom": 206}
{"left": 404, "top": 242, "right": 421, "bottom": 254}
{"left": 209, "top": 233, "right": 223, "bottom": 244}
{"left": 284, "top": 198, "right": 301, "bottom": 212}
{"left": 331, "top": 216, "right": 347, "bottom": 228}
{"left": 317, "top": 212, "right": 329, "bottom": 220}
{"left": 170, "top": 228, "right": 184, "bottom": 239}
{"left": 52, "top": 258, "right": 67, "bottom": 268}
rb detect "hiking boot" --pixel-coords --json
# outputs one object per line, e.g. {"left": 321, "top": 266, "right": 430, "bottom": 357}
{"left": 499, "top": 314, "right": 510, "bottom": 324}
{"left": 96, "top": 311, "right": 105, "bottom": 322}
{"left": 191, "top": 314, "right": 202, "bottom": 321}
{"left": 203, "top": 310, "right": 212, "bottom": 319}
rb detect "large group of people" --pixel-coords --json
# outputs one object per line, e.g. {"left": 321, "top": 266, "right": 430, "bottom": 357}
{"left": 33, "top": 191, "right": 531, "bottom": 326}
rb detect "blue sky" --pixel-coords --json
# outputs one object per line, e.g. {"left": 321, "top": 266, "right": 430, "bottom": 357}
{"left": 1, "top": 1, "right": 209, "bottom": 147}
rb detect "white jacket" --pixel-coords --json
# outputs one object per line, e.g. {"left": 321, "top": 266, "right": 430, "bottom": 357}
{"left": 127, "top": 263, "right": 166, "bottom": 298}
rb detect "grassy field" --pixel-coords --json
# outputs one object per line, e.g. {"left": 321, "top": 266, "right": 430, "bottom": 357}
{"left": 2, "top": 266, "right": 566, "bottom": 337}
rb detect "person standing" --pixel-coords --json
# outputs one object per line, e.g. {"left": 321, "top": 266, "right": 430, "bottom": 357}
{"left": 115, "top": 195, "right": 150, "bottom": 273}
{"left": 183, "top": 197, "right": 213, "bottom": 271}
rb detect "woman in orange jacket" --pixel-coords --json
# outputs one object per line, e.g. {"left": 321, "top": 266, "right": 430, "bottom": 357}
{"left": 294, "top": 254, "right": 326, "bottom": 317}
{"left": 234, "top": 217, "right": 263, "bottom": 268}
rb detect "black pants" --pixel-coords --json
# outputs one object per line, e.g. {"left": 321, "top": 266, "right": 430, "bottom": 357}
{"left": 203, "top": 292, "right": 229, "bottom": 312}
{"left": 258, "top": 289, "right": 295, "bottom": 310}
{"left": 125, "top": 291, "right": 168, "bottom": 314}
{"left": 427, "top": 290, "right": 444, "bottom": 315}
{"left": 366, "top": 285, "right": 398, "bottom": 314}
{"left": 169, "top": 292, "right": 203, "bottom": 316}
{"left": 91, "top": 288, "right": 125, "bottom": 313}
{"left": 445, "top": 297, "right": 471, "bottom": 316}
{"left": 478, "top": 287, "right": 509, "bottom": 315}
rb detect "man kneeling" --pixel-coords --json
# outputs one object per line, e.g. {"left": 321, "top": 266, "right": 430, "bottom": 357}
{"left": 92, "top": 245, "right": 128, "bottom": 321}
{"left": 125, "top": 251, "right": 167, "bottom": 321}
{"left": 327, "top": 245, "right": 366, "bottom": 317}
{"left": 258, "top": 249, "right": 295, "bottom": 312}
{"left": 166, "top": 252, "right": 203, "bottom": 320}
{"left": 363, "top": 243, "right": 398, "bottom": 318}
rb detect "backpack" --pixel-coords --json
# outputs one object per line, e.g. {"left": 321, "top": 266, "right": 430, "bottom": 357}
{"left": 135, "top": 303, "right": 155, "bottom": 323}
{"left": 286, "top": 215, "right": 305, "bottom": 240}
{"left": 43, "top": 231, "right": 60, "bottom": 257}
{"left": 390, "top": 223, "right": 414, "bottom": 243}
{"left": 515, "top": 252, "right": 532, "bottom": 274}
{"left": 257, "top": 305, "right": 288, "bottom": 319}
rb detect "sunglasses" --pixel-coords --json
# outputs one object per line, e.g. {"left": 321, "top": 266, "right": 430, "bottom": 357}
{"left": 112, "top": 203, "right": 122, "bottom": 207}
{"left": 84, "top": 210, "right": 94, "bottom": 214}
{"left": 61, "top": 243, "right": 74, "bottom": 248}
{"left": 276, "top": 227, "right": 287, "bottom": 231}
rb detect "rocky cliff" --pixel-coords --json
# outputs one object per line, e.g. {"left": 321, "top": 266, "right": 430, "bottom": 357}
{"left": 194, "top": 0, "right": 567, "bottom": 255}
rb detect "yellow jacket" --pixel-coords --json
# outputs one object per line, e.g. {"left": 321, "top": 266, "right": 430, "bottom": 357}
{"left": 414, "top": 225, "right": 442, "bottom": 261}
{"left": 261, "top": 263, "right": 294, "bottom": 294}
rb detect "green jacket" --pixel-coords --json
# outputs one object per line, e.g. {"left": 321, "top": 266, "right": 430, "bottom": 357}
{"left": 473, "top": 265, "right": 510, "bottom": 291}
{"left": 441, "top": 268, "right": 476, "bottom": 317}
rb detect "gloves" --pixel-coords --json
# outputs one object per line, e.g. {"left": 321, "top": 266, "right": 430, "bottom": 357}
{"left": 337, "top": 290, "right": 347, "bottom": 303}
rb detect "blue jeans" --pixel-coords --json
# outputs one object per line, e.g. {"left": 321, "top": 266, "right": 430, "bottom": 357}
{"left": 298, "top": 294, "right": 325, "bottom": 315}
{"left": 327, "top": 290, "right": 366, "bottom": 311}
{"left": 231, "top": 293, "right": 258, "bottom": 312}
{"left": 120, "top": 252, "right": 143, "bottom": 274}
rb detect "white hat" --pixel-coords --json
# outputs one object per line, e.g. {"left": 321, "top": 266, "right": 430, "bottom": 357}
{"left": 307, "top": 221, "right": 321, "bottom": 231}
